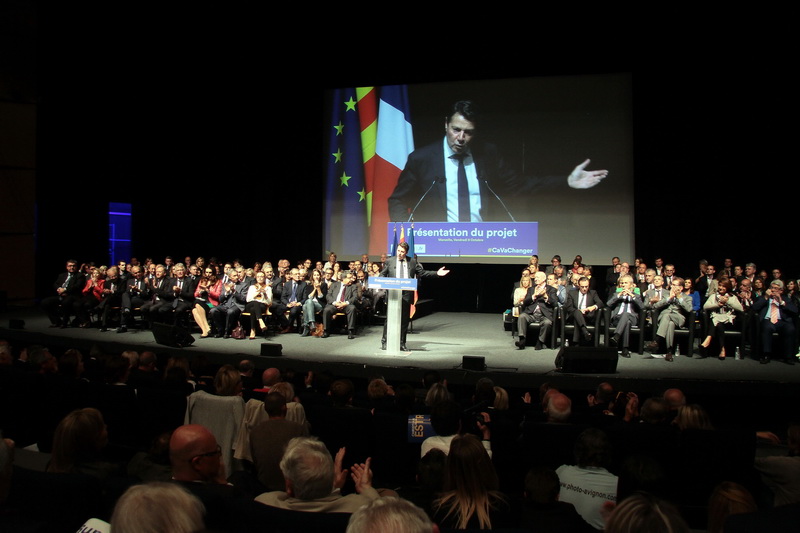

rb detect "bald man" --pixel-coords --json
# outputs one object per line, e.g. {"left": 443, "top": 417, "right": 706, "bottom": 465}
{"left": 170, "top": 424, "right": 228, "bottom": 484}
{"left": 169, "top": 424, "right": 265, "bottom": 531}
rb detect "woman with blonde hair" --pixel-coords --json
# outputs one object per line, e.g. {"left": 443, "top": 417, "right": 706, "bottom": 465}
{"left": 213, "top": 364, "right": 243, "bottom": 397}
{"left": 673, "top": 404, "right": 714, "bottom": 431}
{"left": 513, "top": 275, "right": 532, "bottom": 318}
{"left": 605, "top": 492, "right": 689, "bottom": 533}
{"left": 706, "top": 481, "right": 757, "bottom": 533}
{"left": 245, "top": 270, "right": 273, "bottom": 339}
{"left": 431, "top": 434, "right": 508, "bottom": 529}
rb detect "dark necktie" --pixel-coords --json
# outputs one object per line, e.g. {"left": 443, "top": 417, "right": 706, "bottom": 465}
{"left": 455, "top": 153, "right": 469, "bottom": 221}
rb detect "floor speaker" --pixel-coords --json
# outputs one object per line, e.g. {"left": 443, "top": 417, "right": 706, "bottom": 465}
{"left": 260, "top": 343, "right": 283, "bottom": 356}
{"left": 151, "top": 322, "right": 195, "bottom": 348}
{"left": 462, "top": 355, "right": 486, "bottom": 371}
{"left": 555, "top": 345, "right": 618, "bottom": 373}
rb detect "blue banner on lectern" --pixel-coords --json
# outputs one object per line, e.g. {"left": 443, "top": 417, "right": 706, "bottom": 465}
{"left": 369, "top": 277, "right": 418, "bottom": 291}
{"left": 387, "top": 222, "right": 538, "bottom": 258}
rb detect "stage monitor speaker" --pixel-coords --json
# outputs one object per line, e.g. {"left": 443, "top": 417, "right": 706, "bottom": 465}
{"left": 555, "top": 345, "right": 618, "bottom": 374}
{"left": 152, "top": 322, "right": 195, "bottom": 348}
{"left": 462, "top": 355, "right": 486, "bottom": 371}
{"left": 260, "top": 343, "right": 283, "bottom": 357}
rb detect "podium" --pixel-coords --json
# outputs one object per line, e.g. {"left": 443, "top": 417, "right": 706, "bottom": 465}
{"left": 369, "top": 277, "right": 417, "bottom": 355}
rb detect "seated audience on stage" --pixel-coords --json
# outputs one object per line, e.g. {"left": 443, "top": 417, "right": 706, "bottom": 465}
{"left": 76, "top": 266, "right": 104, "bottom": 328}
{"left": 701, "top": 279, "right": 744, "bottom": 360}
{"left": 607, "top": 274, "right": 642, "bottom": 358}
{"left": 322, "top": 271, "right": 358, "bottom": 339}
{"left": 564, "top": 276, "right": 604, "bottom": 345}
{"left": 516, "top": 271, "right": 558, "bottom": 350}
{"left": 300, "top": 268, "right": 327, "bottom": 337}
{"left": 209, "top": 269, "right": 248, "bottom": 338}
{"left": 140, "top": 264, "right": 170, "bottom": 328}
{"left": 42, "top": 259, "right": 85, "bottom": 328}
{"left": 650, "top": 277, "right": 693, "bottom": 361}
{"left": 276, "top": 268, "right": 307, "bottom": 333}
{"left": 96, "top": 265, "right": 126, "bottom": 332}
{"left": 192, "top": 266, "right": 222, "bottom": 338}
{"left": 752, "top": 278, "right": 798, "bottom": 364}
{"left": 683, "top": 277, "right": 702, "bottom": 315}
{"left": 244, "top": 270, "right": 272, "bottom": 339}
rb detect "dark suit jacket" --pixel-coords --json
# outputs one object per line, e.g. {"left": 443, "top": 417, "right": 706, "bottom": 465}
{"left": 325, "top": 282, "right": 359, "bottom": 306}
{"left": 520, "top": 285, "right": 558, "bottom": 321}
{"left": 380, "top": 257, "right": 438, "bottom": 303}
{"left": 751, "top": 294, "right": 798, "bottom": 323}
{"left": 387, "top": 140, "right": 519, "bottom": 222}
{"left": 564, "top": 289, "right": 604, "bottom": 316}
{"left": 100, "top": 276, "right": 126, "bottom": 302}
{"left": 52, "top": 271, "right": 85, "bottom": 297}
{"left": 163, "top": 276, "right": 196, "bottom": 304}
{"left": 279, "top": 280, "right": 307, "bottom": 306}
{"left": 124, "top": 277, "right": 150, "bottom": 301}
{"left": 147, "top": 276, "right": 171, "bottom": 302}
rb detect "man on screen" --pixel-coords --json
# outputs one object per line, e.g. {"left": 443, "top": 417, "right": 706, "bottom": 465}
{"left": 380, "top": 242, "right": 449, "bottom": 351}
{"left": 387, "top": 100, "right": 608, "bottom": 222}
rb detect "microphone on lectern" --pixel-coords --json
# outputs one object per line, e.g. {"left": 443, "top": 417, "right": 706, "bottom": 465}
{"left": 407, "top": 177, "right": 445, "bottom": 223}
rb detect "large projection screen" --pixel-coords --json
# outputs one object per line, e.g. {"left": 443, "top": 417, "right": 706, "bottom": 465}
{"left": 323, "top": 73, "right": 633, "bottom": 266}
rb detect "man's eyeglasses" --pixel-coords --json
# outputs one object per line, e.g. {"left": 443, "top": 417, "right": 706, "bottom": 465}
{"left": 191, "top": 445, "right": 221, "bottom": 462}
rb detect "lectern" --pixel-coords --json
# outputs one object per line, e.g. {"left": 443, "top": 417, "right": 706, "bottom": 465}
{"left": 369, "top": 276, "right": 417, "bottom": 355}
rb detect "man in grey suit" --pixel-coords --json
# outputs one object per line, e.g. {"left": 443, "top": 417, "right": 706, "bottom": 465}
{"left": 322, "top": 271, "right": 360, "bottom": 339}
{"left": 379, "top": 242, "right": 449, "bottom": 351}
{"left": 651, "top": 277, "right": 694, "bottom": 361}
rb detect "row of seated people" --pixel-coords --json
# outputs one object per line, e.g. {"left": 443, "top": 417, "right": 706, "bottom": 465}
{"left": 41, "top": 257, "right": 387, "bottom": 341}
{"left": 511, "top": 267, "right": 799, "bottom": 364}
{"left": 2, "top": 339, "right": 799, "bottom": 531}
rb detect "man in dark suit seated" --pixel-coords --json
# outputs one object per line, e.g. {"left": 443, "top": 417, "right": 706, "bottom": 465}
{"left": 516, "top": 271, "right": 558, "bottom": 350}
{"left": 140, "top": 264, "right": 170, "bottom": 329}
{"left": 209, "top": 269, "right": 248, "bottom": 338}
{"left": 752, "top": 279, "right": 798, "bottom": 365}
{"left": 156, "top": 263, "right": 195, "bottom": 326}
{"left": 564, "top": 277, "right": 604, "bottom": 345}
{"left": 41, "top": 259, "right": 85, "bottom": 328}
{"left": 96, "top": 265, "right": 126, "bottom": 332}
{"left": 322, "top": 271, "right": 359, "bottom": 339}
{"left": 118, "top": 264, "right": 149, "bottom": 332}
{"left": 606, "top": 274, "right": 643, "bottom": 359}
{"left": 275, "top": 268, "right": 307, "bottom": 333}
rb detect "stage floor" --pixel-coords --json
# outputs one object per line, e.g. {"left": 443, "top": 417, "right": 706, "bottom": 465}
{"left": 2, "top": 306, "right": 798, "bottom": 399}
